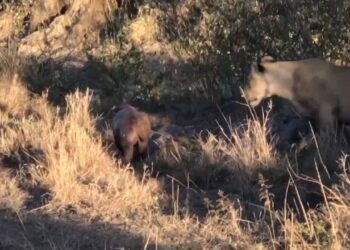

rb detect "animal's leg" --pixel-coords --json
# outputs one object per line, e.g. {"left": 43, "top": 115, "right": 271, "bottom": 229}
{"left": 318, "top": 105, "right": 337, "bottom": 132}
{"left": 140, "top": 149, "right": 147, "bottom": 161}
{"left": 114, "top": 132, "right": 124, "bottom": 156}
{"left": 122, "top": 143, "right": 134, "bottom": 164}
{"left": 138, "top": 139, "right": 149, "bottom": 161}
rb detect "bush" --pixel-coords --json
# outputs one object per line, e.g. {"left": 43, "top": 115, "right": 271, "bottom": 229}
{"left": 103, "top": 0, "right": 350, "bottom": 104}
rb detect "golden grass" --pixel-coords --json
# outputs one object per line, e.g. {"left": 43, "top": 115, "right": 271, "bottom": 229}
{"left": 0, "top": 74, "right": 29, "bottom": 116}
{"left": 0, "top": 71, "right": 349, "bottom": 249}
{"left": 1, "top": 1, "right": 350, "bottom": 248}
{"left": 279, "top": 162, "right": 349, "bottom": 250}
{"left": 127, "top": 9, "right": 176, "bottom": 61}
{"left": 0, "top": 168, "right": 28, "bottom": 212}
{"left": 199, "top": 118, "right": 281, "bottom": 171}
{"left": 0, "top": 11, "right": 15, "bottom": 41}
{"left": 126, "top": 7, "right": 194, "bottom": 62}
{"left": 0, "top": 74, "right": 255, "bottom": 248}
{"left": 0, "top": 85, "right": 161, "bottom": 217}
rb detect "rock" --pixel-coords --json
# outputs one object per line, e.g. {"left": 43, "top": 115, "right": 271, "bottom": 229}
{"left": 29, "top": 0, "right": 71, "bottom": 32}
{"left": 18, "top": 0, "right": 108, "bottom": 58}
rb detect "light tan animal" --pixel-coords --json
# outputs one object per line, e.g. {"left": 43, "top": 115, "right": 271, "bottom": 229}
{"left": 112, "top": 104, "right": 151, "bottom": 164}
{"left": 242, "top": 56, "right": 350, "bottom": 131}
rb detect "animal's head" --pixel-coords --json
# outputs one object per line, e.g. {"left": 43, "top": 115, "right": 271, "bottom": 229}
{"left": 242, "top": 56, "right": 276, "bottom": 107}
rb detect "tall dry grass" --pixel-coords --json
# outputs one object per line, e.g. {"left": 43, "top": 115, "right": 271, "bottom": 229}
{"left": 0, "top": 71, "right": 349, "bottom": 249}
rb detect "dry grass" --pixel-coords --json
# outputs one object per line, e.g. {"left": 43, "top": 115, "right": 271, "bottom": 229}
{"left": 127, "top": 8, "right": 178, "bottom": 62}
{"left": 199, "top": 116, "right": 281, "bottom": 171}
{"left": 0, "top": 76, "right": 348, "bottom": 249}
{"left": 0, "top": 168, "right": 28, "bottom": 212}
{"left": 0, "top": 73, "right": 254, "bottom": 248}
{"left": 0, "top": 48, "right": 349, "bottom": 250}
{"left": 126, "top": 6, "right": 194, "bottom": 62}
{"left": 0, "top": 73, "right": 350, "bottom": 248}
{"left": 1, "top": 1, "right": 350, "bottom": 249}
{"left": 0, "top": 11, "right": 15, "bottom": 41}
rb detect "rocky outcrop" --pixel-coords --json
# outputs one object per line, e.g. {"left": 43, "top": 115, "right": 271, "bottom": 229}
{"left": 18, "top": 0, "right": 109, "bottom": 58}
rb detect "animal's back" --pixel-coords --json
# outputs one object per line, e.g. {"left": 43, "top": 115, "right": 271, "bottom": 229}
{"left": 244, "top": 55, "right": 350, "bottom": 130}
{"left": 301, "top": 61, "right": 350, "bottom": 104}
{"left": 293, "top": 59, "right": 350, "bottom": 123}
{"left": 112, "top": 106, "right": 139, "bottom": 142}
{"left": 327, "top": 65, "right": 350, "bottom": 122}
{"left": 112, "top": 104, "right": 136, "bottom": 126}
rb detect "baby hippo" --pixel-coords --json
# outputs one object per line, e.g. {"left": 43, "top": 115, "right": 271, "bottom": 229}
{"left": 112, "top": 104, "right": 151, "bottom": 164}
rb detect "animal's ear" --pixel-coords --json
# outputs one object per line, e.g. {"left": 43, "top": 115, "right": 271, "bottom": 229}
{"left": 261, "top": 55, "right": 275, "bottom": 63}
{"left": 252, "top": 62, "right": 265, "bottom": 73}
{"left": 257, "top": 63, "right": 265, "bottom": 73}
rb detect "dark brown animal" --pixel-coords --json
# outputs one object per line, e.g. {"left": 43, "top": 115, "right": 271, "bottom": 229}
{"left": 112, "top": 104, "right": 151, "bottom": 164}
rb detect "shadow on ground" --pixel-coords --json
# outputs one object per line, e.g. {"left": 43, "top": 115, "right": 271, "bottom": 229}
{"left": 0, "top": 209, "right": 161, "bottom": 250}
